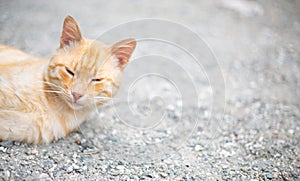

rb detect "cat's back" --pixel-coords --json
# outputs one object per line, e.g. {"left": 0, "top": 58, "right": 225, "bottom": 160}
{"left": 0, "top": 44, "right": 48, "bottom": 110}
{"left": 0, "top": 44, "right": 47, "bottom": 75}
{"left": 0, "top": 44, "right": 33, "bottom": 65}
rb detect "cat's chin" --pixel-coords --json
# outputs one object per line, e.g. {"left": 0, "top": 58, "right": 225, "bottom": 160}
{"left": 69, "top": 102, "right": 85, "bottom": 110}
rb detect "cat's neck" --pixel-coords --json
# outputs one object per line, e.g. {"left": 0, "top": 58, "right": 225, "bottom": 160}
{"left": 43, "top": 89, "right": 92, "bottom": 133}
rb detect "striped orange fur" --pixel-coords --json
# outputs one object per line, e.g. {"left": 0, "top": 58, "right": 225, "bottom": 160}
{"left": 0, "top": 16, "right": 136, "bottom": 144}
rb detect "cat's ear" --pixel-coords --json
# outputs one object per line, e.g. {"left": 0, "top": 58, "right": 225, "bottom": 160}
{"left": 60, "top": 16, "right": 82, "bottom": 48}
{"left": 111, "top": 38, "right": 136, "bottom": 69}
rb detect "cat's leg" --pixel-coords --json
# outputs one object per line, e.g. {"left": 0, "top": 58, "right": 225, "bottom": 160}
{"left": 0, "top": 111, "right": 42, "bottom": 144}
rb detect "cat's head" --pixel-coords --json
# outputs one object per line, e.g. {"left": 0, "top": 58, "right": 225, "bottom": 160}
{"left": 45, "top": 16, "right": 136, "bottom": 110}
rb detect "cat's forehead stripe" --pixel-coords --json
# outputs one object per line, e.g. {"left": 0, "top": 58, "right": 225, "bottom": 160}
{"left": 86, "top": 46, "right": 101, "bottom": 69}
{"left": 73, "top": 61, "right": 79, "bottom": 71}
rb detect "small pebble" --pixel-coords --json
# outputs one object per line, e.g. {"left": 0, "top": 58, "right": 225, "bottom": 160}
{"left": 66, "top": 166, "right": 73, "bottom": 173}
{"left": 160, "top": 172, "right": 168, "bottom": 178}
{"left": 4, "top": 170, "right": 10, "bottom": 178}
{"left": 31, "top": 149, "right": 38, "bottom": 155}
{"left": 194, "top": 145, "right": 203, "bottom": 152}
{"left": 116, "top": 165, "right": 125, "bottom": 171}
{"left": 39, "top": 173, "right": 49, "bottom": 178}
{"left": 75, "top": 139, "right": 81, "bottom": 145}
{"left": 291, "top": 172, "right": 299, "bottom": 178}
{"left": 265, "top": 173, "right": 272, "bottom": 179}
{"left": 0, "top": 146, "right": 7, "bottom": 153}
{"left": 73, "top": 164, "right": 80, "bottom": 170}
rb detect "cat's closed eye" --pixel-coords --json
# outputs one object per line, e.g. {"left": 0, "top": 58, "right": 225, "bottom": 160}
{"left": 91, "top": 78, "right": 104, "bottom": 82}
{"left": 65, "top": 67, "right": 75, "bottom": 77}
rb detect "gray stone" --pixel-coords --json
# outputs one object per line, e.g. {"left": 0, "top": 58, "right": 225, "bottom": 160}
{"left": 265, "top": 173, "right": 272, "bottom": 180}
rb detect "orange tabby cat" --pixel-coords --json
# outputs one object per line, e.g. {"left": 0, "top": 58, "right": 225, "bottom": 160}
{"left": 0, "top": 16, "right": 136, "bottom": 144}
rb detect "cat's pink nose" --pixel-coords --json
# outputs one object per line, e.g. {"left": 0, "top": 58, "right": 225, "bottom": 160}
{"left": 72, "top": 91, "right": 83, "bottom": 102}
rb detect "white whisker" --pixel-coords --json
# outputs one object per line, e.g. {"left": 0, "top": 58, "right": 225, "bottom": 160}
{"left": 39, "top": 81, "right": 60, "bottom": 88}
{"left": 93, "top": 96, "right": 112, "bottom": 99}
{"left": 39, "top": 90, "right": 64, "bottom": 94}
{"left": 39, "top": 81, "right": 66, "bottom": 91}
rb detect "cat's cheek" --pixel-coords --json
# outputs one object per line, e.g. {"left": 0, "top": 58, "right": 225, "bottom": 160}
{"left": 58, "top": 69, "right": 68, "bottom": 80}
{"left": 93, "top": 83, "right": 105, "bottom": 93}
{"left": 56, "top": 69, "right": 73, "bottom": 86}
{"left": 48, "top": 67, "right": 61, "bottom": 80}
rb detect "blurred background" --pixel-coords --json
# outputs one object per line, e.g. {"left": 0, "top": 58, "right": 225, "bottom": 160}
{"left": 1, "top": 0, "right": 299, "bottom": 103}
{"left": 0, "top": 0, "right": 299, "bottom": 180}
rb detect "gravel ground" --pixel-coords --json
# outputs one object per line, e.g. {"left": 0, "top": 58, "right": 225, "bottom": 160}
{"left": 0, "top": 0, "right": 299, "bottom": 180}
